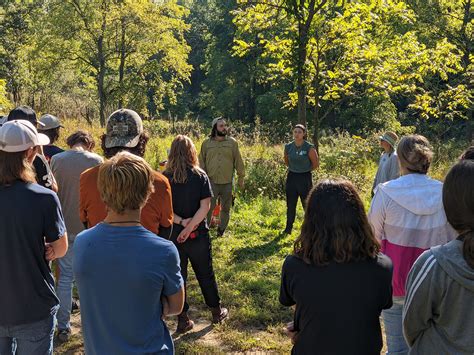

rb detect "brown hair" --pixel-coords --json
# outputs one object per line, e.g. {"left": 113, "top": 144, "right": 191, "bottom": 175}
{"left": 165, "top": 135, "right": 203, "bottom": 184}
{"left": 66, "top": 130, "right": 95, "bottom": 149}
{"left": 100, "top": 132, "right": 149, "bottom": 159}
{"left": 460, "top": 146, "right": 474, "bottom": 161}
{"left": 443, "top": 160, "right": 474, "bottom": 269}
{"left": 97, "top": 151, "right": 155, "bottom": 214}
{"left": 0, "top": 150, "right": 36, "bottom": 185}
{"left": 397, "top": 135, "right": 433, "bottom": 174}
{"left": 294, "top": 179, "right": 380, "bottom": 265}
{"left": 293, "top": 124, "right": 307, "bottom": 140}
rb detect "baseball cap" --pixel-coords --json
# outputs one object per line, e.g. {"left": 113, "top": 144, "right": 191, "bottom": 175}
{"left": 379, "top": 131, "right": 398, "bottom": 149}
{"left": 104, "top": 109, "right": 143, "bottom": 149}
{"left": 38, "top": 114, "right": 63, "bottom": 130}
{"left": 212, "top": 117, "right": 225, "bottom": 127}
{"left": 7, "top": 106, "right": 45, "bottom": 127}
{"left": 0, "top": 120, "right": 50, "bottom": 152}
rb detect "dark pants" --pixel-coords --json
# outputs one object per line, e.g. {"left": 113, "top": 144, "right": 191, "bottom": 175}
{"left": 170, "top": 230, "right": 220, "bottom": 312}
{"left": 285, "top": 171, "right": 313, "bottom": 231}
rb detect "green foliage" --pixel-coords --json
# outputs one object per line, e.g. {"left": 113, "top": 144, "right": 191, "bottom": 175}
{"left": 0, "top": 79, "right": 12, "bottom": 114}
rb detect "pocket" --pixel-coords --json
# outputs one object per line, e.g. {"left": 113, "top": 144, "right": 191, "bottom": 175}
{"left": 12, "top": 314, "right": 55, "bottom": 342}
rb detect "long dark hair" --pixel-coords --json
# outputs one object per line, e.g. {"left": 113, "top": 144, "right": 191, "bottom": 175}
{"left": 294, "top": 179, "right": 380, "bottom": 265}
{"left": 443, "top": 160, "right": 474, "bottom": 269}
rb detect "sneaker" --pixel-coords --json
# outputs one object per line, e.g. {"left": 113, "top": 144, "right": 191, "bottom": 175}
{"left": 211, "top": 306, "right": 229, "bottom": 324}
{"left": 56, "top": 329, "right": 70, "bottom": 343}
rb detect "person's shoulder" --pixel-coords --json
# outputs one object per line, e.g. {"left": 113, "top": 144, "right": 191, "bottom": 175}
{"left": 25, "top": 182, "right": 56, "bottom": 197}
{"left": 152, "top": 170, "right": 171, "bottom": 187}
{"left": 227, "top": 136, "right": 238, "bottom": 143}
{"left": 283, "top": 254, "right": 306, "bottom": 270}
{"left": 304, "top": 140, "right": 314, "bottom": 149}
{"left": 201, "top": 137, "right": 211, "bottom": 146}
{"left": 83, "top": 151, "right": 104, "bottom": 162}
{"left": 81, "top": 164, "right": 100, "bottom": 180}
{"left": 285, "top": 141, "right": 293, "bottom": 148}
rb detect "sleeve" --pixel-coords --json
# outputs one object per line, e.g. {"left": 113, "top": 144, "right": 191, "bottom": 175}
{"left": 162, "top": 244, "right": 184, "bottom": 296}
{"left": 368, "top": 189, "right": 387, "bottom": 242}
{"left": 198, "top": 141, "right": 206, "bottom": 171}
{"left": 158, "top": 174, "right": 173, "bottom": 228}
{"left": 389, "top": 154, "right": 400, "bottom": 181}
{"left": 200, "top": 173, "right": 213, "bottom": 200}
{"left": 402, "top": 251, "right": 438, "bottom": 347}
{"left": 42, "top": 192, "right": 67, "bottom": 243}
{"left": 233, "top": 140, "right": 245, "bottom": 178}
{"left": 279, "top": 256, "right": 296, "bottom": 307}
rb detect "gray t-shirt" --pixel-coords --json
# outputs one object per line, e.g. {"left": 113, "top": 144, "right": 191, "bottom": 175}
{"left": 51, "top": 149, "right": 103, "bottom": 238}
{"left": 373, "top": 151, "right": 399, "bottom": 193}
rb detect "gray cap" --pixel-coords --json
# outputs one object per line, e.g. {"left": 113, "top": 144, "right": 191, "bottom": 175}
{"left": 0, "top": 120, "right": 50, "bottom": 152}
{"left": 104, "top": 109, "right": 143, "bottom": 149}
{"left": 212, "top": 116, "right": 225, "bottom": 127}
{"left": 38, "top": 114, "right": 63, "bottom": 130}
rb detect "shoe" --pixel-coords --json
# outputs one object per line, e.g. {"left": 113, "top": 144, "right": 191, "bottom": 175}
{"left": 56, "top": 329, "right": 70, "bottom": 343}
{"left": 71, "top": 298, "right": 80, "bottom": 313}
{"left": 211, "top": 306, "right": 229, "bottom": 324}
{"left": 282, "top": 228, "right": 292, "bottom": 235}
{"left": 216, "top": 228, "right": 225, "bottom": 237}
{"left": 176, "top": 312, "right": 194, "bottom": 334}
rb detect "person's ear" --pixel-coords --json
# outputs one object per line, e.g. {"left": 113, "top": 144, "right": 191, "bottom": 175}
{"left": 26, "top": 146, "right": 38, "bottom": 163}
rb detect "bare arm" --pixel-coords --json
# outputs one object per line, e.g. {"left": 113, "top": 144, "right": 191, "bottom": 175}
{"left": 162, "top": 286, "right": 185, "bottom": 316}
{"left": 177, "top": 197, "right": 211, "bottom": 243}
{"left": 284, "top": 152, "right": 289, "bottom": 166}
{"left": 308, "top": 148, "right": 319, "bottom": 170}
{"left": 45, "top": 234, "right": 68, "bottom": 261}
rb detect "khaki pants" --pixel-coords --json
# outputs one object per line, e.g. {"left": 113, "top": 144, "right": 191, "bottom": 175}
{"left": 208, "top": 182, "right": 233, "bottom": 232}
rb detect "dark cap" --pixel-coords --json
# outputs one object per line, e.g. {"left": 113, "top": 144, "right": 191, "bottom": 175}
{"left": 7, "top": 106, "right": 44, "bottom": 127}
{"left": 104, "top": 109, "right": 143, "bottom": 149}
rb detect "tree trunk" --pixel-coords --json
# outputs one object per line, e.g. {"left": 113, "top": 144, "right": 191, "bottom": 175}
{"left": 297, "top": 22, "right": 308, "bottom": 126}
{"left": 118, "top": 16, "right": 127, "bottom": 109}
{"left": 97, "top": 35, "right": 106, "bottom": 126}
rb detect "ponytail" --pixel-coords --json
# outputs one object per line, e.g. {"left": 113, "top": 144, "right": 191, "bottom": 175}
{"left": 461, "top": 231, "right": 474, "bottom": 269}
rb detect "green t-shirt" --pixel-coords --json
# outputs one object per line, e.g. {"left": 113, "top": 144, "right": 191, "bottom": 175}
{"left": 285, "top": 141, "right": 314, "bottom": 173}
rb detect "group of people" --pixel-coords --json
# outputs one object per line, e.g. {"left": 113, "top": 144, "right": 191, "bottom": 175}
{"left": 0, "top": 104, "right": 473, "bottom": 355}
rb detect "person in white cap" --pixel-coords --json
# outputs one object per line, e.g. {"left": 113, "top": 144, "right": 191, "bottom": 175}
{"left": 198, "top": 117, "right": 245, "bottom": 236}
{"left": 372, "top": 131, "right": 400, "bottom": 196}
{"left": 38, "top": 114, "right": 65, "bottom": 161}
{"left": 0, "top": 120, "right": 68, "bottom": 355}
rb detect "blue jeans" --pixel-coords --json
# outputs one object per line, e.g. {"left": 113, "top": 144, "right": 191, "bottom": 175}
{"left": 57, "top": 241, "right": 74, "bottom": 331}
{"left": 383, "top": 297, "right": 408, "bottom": 355}
{"left": 0, "top": 308, "right": 57, "bottom": 355}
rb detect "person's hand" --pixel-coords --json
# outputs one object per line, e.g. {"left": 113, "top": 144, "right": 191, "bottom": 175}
{"left": 285, "top": 321, "right": 298, "bottom": 345}
{"left": 238, "top": 178, "right": 244, "bottom": 190}
{"left": 45, "top": 243, "right": 55, "bottom": 261}
{"left": 181, "top": 218, "right": 192, "bottom": 228}
{"left": 177, "top": 224, "right": 197, "bottom": 243}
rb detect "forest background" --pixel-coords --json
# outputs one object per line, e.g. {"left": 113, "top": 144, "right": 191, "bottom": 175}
{"left": 0, "top": 1, "right": 473, "bottom": 353}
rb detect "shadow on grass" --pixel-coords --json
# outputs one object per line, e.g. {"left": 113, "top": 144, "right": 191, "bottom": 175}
{"left": 173, "top": 324, "right": 213, "bottom": 343}
{"left": 231, "top": 230, "right": 290, "bottom": 262}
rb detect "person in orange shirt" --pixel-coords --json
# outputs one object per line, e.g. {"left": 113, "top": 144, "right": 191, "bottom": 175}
{"left": 79, "top": 109, "right": 173, "bottom": 238}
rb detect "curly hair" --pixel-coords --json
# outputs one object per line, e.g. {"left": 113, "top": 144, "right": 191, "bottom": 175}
{"left": 293, "top": 179, "right": 380, "bottom": 265}
{"left": 66, "top": 130, "right": 95, "bottom": 149}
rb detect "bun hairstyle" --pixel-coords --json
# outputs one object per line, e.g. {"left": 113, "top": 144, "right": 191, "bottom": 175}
{"left": 443, "top": 160, "right": 474, "bottom": 269}
{"left": 293, "top": 124, "right": 307, "bottom": 140}
{"left": 397, "top": 135, "right": 433, "bottom": 174}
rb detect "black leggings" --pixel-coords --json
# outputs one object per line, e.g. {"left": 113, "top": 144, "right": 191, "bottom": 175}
{"left": 285, "top": 171, "right": 313, "bottom": 231}
{"left": 170, "top": 231, "right": 220, "bottom": 312}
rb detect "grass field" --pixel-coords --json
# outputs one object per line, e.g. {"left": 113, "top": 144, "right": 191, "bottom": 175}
{"left": 52, "top": 118, "right": 466, "bottom": 354}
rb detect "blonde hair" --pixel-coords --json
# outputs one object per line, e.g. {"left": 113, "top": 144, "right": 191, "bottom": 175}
{"left": 397, "top": 135, "right": 433, "bottom": 174}
{"left": 0, "top": 150, "right": 36, "bottom": 185}
{"left": 98, "top": 151, "right": 155, "bottom": 214}
{"left": 165, "top": 135, "right": 203, "bottom": 184}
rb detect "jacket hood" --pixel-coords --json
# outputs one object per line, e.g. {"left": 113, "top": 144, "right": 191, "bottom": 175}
{"left": 431, "top": 239, "right": 474, "bottom": 292}
{"left": 378, "top": 174, "right": 443, "bottom": 215}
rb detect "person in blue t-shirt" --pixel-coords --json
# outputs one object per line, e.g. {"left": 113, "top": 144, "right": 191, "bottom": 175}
{"left": 73, "top": 151, "right": 184, "bottom": 355}
{"left": 283, "top": 124, "right": 319, "bottom": 234}
{"left": 0, "top": 120, "right": 68, "bottom": 355}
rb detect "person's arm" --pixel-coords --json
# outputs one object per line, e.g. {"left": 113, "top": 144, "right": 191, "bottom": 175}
{"left": 45, "top": 235, "right": 68, "bottom": 260}
{"left": 162, "top": 286, "right": 185, "bottom": 316}
{"left": 233, "top": 140, "right": 245, "bottom": 188}
{"left": 389, "top": 154, "right": 400, "bottom": 180}
{"left": 177, "top": 197, "right": 211, "bottom": 243}
{"left": 368, "top": 189, "right": 387, "bottom": 242}
{"left": 403, "top": 251, "right": 438, "bottom": 347}
{"left": 308, "top": 147, "right": 319, "bottom": 170}
{"left": 284, "top": 143, "right": 289, "bottom": 167}
{"left": 158, "top": 174, "right": 173, "bottom": 239}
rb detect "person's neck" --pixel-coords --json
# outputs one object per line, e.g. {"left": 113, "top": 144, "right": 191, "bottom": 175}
{"left": 104, "top": 209, "right": 141, "bottom": 226}
{"left": 214, "top": 135, "right": 226, "bottom": 141}
{"left": 71, "top": 144, "right": 88, "bottom": 152}
{"left": 294, "top": 139, "right": 304, "bottom": 146}
{"left": 384, "top": 148, "right": 394, "bottom": 154}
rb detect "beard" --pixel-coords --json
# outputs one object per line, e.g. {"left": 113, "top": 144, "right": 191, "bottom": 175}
{"left": 216, "top": 129, "right": 227, "bottom": 137}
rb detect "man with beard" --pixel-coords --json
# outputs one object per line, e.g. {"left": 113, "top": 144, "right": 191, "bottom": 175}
{"left": 199, "top": 117, "right": 245, "bottom": 236}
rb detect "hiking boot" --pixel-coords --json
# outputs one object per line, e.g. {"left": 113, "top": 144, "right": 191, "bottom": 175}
{"left": 211, "top": 306, "right": 229, "bottom": 324}
{"left": 56, "top": 329, "right": 70, "bottom": 343}
{"left": 176, "top": 312, "right": 194, "bottom": 334}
